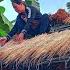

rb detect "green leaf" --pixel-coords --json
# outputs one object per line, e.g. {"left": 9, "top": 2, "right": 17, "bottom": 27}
{"left": 0, "top": 14, "right": 4, "bottom": 24}
{"left": 26, "top": 0, "right": 32, "bottom": 6}
{"left": 1, "top": 14, "right": 13, "bottom": 30}
{"left": 0, "top": 23, "right": 10, "bottom": 33}
{"left": 0, "top": 28, "right": 7, "bottom": 37}
{"left": 66, "top": 2, "right": 70, "bottom": 12}
{"left": 0, "top": 14, "right": 10, "bottom": 34}
{"left": 0, "top": 6, "right": 5, "bottom": 14}
{"left": 11, "top": 19, "right": 16, "bottom": 24}
{"left": 3, "top": 24, "right": 10, "bottom": 33}
{"left": 0, "top": 0, "right": 3, "bottom": 2}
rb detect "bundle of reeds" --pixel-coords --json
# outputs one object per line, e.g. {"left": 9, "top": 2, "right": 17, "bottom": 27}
{"left": 0, "top": 30, "right": 70, "bottom": 67}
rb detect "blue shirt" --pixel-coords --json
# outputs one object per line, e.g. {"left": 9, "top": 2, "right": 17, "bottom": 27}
{"left": 6, "top": 6, "right": 42, "bottom": 40}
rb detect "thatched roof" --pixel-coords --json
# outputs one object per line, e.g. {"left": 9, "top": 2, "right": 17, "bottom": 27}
{"left": 0, "top": 30, "right": 70, "bottom": 65}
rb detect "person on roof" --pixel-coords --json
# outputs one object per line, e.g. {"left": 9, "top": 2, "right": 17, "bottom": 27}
{"left": 0, "top": 0, "right": 51, "bottom": 46}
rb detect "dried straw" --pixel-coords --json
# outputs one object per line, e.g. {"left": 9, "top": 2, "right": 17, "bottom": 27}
{"left": 0, "top": 30, "right": 70, "bottom": 65}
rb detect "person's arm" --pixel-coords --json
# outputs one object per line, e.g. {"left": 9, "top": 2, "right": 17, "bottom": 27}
{"left": 21, "top": 22, "right": 30, "bottom": 35}
{"left": 6, "top": 16, "right": 20, "bottom": 41}
{"left": 14, "top": 22, "right": 31, "bottom": 41}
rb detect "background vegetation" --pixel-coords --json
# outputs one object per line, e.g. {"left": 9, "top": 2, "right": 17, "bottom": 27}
{"left": 0, "top": 0, "right": 39, "bottom": 37}
{"left": 0, "top": 0, "right": 70, "bottom": 37}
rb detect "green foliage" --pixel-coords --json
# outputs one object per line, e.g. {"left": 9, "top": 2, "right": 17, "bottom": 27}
{"left": 0, "top": 23, "right": 10, "bottom": 33}
{"left": 0, "top": 29, "right": 7, "bottom": 37}
{"left": 66, "top": 2, "right": 70, "bottom": 12}
{"left": 0, "top": 14, "right": 4, "bottom": 24}
{"left": 25, "top": 0, "right": 32, "bottom": 6}
{"left": 25, "top": 0, "right": 40, "bottom": 10}
{"left": 1, "top": 14, "right": 13, "bottom": 30}
{"left": 0, "top": 15, "right": 10, "bottom": 36}
{"left": 11, "top": 19, "right": 16, "bottom": 24}
{"left": 0, "top": 1, "right": 13, "bottom": 37}
{"left": 0, "top": 0, "right": 3, "bottom": 2}
{"left": 0, "top": 6, "right": 5, "bottom": 14}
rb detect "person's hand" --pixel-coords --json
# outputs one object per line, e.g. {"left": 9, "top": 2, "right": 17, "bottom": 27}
{"left": 0, "top": 37, "right": 7, "bottom": 46}
{"left": 14, "top": 33, "right": 24, "bottom": 42}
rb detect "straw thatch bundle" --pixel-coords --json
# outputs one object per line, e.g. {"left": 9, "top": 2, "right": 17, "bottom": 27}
{"left": 0, "top": 30, "right": 70, "bottom": 67}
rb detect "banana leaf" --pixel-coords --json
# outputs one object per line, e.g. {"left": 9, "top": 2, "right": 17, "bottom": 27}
{"left": 0, "top": 28, "right": 7, "bottom": 37}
